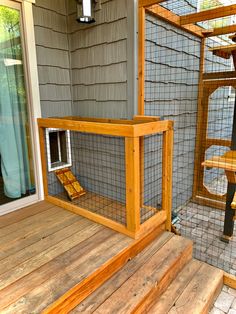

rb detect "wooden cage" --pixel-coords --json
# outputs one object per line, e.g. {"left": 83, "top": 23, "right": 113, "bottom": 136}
{"left": 38, "top": 116, "right": 174, "bottom": 239}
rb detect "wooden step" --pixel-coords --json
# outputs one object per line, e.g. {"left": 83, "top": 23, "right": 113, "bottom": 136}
{"left": 71, "top": 234, "right": 192, "bottom": 313}
{"left": 149, "top": 259, "right": 223, "bottom": 314}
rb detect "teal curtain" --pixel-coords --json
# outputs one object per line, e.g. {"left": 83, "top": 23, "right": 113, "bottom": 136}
{"left": 0, "top": 6, "right": 32, "bottom": 198}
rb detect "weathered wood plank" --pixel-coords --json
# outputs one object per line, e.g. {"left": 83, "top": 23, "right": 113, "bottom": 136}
{"left": 0, "top": 211, "right": 81, "bottom": 261}
{"left": 0, "top": 224, "right": 109, "bottom": 313}
{"left": 0, "top": 219, "right": 101, "bottom": 290}
{"left": 0, "top": 207, "right": 63, "bottom": 243}
{"left": 2, "top": 231, "right": 130, "bottom": 313}
{"left": 93, "top": 236, "right": 192, "bottom": 314}
{"left": 168, "top": 263, "right": 223, "bottom": 314}
{"left": 42, "top": 224, "right": 165, "bottom": 313}
{"left": 0, "top": 217, "right": 86, "bottom": 274}
{"left": 71, "top": 231, "right": 174, "bottom": 313}
{"left": 0, "top": 201, "right": 53, "bottom": 228}
{"left": 149, "top": 259, "right": 202, "bottom": 313}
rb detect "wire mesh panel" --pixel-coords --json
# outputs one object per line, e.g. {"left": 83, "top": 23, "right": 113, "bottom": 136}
{"left": 144, "top": 2, "right": 236, "bottom": 275}
{"left": 141, "top": 134, "right": 163, "bottom": 223}
{"left": 46, "top": 129, "right": 127, "bottom": 225}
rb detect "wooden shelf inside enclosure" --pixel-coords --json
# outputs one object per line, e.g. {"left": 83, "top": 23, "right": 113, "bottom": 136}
{"left": 202, "top": 151, "right": 236, "bottom": 184}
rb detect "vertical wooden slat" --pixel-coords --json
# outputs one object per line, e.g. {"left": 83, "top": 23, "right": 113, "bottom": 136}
{"left": 38, "top": 126, "right": 48, "bottom": 197}
{"left": 125, "top": 137, "right": 141, "bottom": 233}
{"left": 193, "top": 38, "right": 206, "bottom": 198}
{"left": 138, "top": 7, "right": 145, "bottom": 115}
{"left": 162, "top": 127, "right": 174, "bottom": 231}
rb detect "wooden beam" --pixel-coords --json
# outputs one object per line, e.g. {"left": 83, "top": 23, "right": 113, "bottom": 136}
{"left": 46, "top": 195, "right": 136, "bottom": 238}
{"left": 193, "top": 38, "right": 206, "bottom": 199}
{"left": 203, "top": 71, "right": 236, "bottom": 80}
{"left": 138, "top": 7, "right": 145, "bottom": 115}
{"left": 205, "top": 24, "right": 236, "bottom": 37}
{"left": 209, "top": 44, "right": 236, "bottom": 54}
{"left": 224, "top": 272, "right": 236, "bottom": 289}
{"left": 38, "top": 127, "right": 49, "bottom": 197}
{"left": 125, "top": 137, "right": 141, "bottom": 233}
{"left": 162, "top": 128, "right": 173, "bottom": 232}
{"left": 205, "top": 138, "right": 231, "bottom": 148}
{"left": 146, "top": 5, "right": 204, "bottom": 38}
{"left": 181, "top": 4, "right": 236, "bottom": 25}
{"left": 204, "top": 78, "right": 236, "bottom": 90}
{"left": 133, "top": 120, "right": 173, "bottom": 137}
{"left": 38, "top": 118, "right": 135, "bottom": 137}
{"left": 139, "top": 0, "right": 165, "bottom": 8}
{"left": 133, "top": 115, "right": 161, "bottom": 122}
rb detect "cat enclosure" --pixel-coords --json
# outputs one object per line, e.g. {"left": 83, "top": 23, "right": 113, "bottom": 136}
{"left": 139, "top": 0, "right": 236, "bottom": 275}
{"left": 38, "top": 116, "right": 173, "bottom": 239}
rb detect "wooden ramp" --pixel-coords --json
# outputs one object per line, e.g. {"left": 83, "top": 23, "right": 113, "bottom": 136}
{"left": 0, "top": 201, "right": 223, "bottom": 313}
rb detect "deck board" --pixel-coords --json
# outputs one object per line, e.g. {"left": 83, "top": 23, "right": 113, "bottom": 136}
{"left": 0, "top": 201, "right": 54, "bottom": 228}
{"left": 71, "top": 232, "right": 174, "bottom": 313}
{"left": 0, "top": 201, "right": 133, "bottom": 313}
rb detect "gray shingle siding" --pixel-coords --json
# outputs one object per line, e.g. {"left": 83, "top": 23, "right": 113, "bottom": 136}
{"left": 33, "top": 1, "right": 72, "bottom": 117}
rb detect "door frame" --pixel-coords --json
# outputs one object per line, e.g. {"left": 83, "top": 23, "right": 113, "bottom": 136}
{"left": 0, "top": 0, "right": 43, "bottom": 215}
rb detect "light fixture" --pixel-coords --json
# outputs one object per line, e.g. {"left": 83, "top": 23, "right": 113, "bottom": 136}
{"left": 76, "top": 0, "right": 98, "bottom": 24}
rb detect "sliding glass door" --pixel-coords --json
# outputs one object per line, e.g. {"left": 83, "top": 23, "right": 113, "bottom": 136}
{"left": 0, "top": 1, "right": 39, "bottom": 212}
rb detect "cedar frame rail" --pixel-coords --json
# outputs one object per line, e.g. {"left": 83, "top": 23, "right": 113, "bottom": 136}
{"left": 138, "top": 0, "right": 236, "bottom": 209}
{"left": 38, "top": 116, "right": 174, "bottom": 239}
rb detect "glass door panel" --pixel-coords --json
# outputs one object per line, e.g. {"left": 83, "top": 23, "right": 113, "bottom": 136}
{"left": 0, "top": 3, "right": 36, "bottom": 206}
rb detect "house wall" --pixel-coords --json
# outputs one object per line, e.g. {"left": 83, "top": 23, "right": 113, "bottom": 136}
{"left": 67, "top": 0, "right": 137, "bottom": 119}
{"left": 33, "top": 0, "right": 72, "bottom": 117}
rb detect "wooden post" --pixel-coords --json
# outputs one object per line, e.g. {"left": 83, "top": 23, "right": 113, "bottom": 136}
{"left": 38, "top": 126, "right": 49, "bottom": 197}
{"left": 193, "top": 38, "right": 206, "bottom": 198}
{"left": 162, "top": 126, "right": 174, "bottom": 231}
{"left": 138, "top": 6, "right": 145, "bottom": 115}
{"left": 125, "top": 137, "right": 141, "bottom": 233}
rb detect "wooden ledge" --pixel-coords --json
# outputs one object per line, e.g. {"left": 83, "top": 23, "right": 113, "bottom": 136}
{"left": 202, "top": 151, "right": 236, "bottom": 184}
{"left": 38, "top": 117, "right": 173, "bottom": 138}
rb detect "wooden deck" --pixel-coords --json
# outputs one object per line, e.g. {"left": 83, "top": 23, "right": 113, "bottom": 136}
{"left": 0, "top": 201, "right": 224, "bottom": 313}
{"left": 0, "top": 201, "right": 135, "bottom": 313}
{"left": 0, "top": 201, "right": 165, "bottom": 313}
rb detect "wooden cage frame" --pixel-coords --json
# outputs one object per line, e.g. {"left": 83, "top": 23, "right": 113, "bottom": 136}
{"left": 138, "top": 0, "right": 236, "bottom": 210}
{"left": 38, "top": 116, "right": 174, "bottom": 239}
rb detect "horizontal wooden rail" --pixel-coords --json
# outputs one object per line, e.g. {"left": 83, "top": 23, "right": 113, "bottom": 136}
{"left": 203, "top": 71, "right": 236, "bottom": 81}
{"left": 139, "top": 0, "right": 165, "bottom": 8}
{"left": 38, "top": 118, "right": 134, "bottom": 137}
{"left": 38, "top": 117, "right": 172, "bottom": 138}
{"left": 133, "top": 120, "right": 173, "bottom": 137}
{"left": 204, "top": 24, "right": 236, "bottom": 37}
{"left": 146, "top": 5, "right": 204, "bottom": 38}
{"left": 180, "top": 4, "right": 236, "bottom": 25}
{"left": 206, "top": 138, "right": 231, "bottom": 149}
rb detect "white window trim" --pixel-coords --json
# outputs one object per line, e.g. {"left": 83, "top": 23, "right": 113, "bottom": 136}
{"left": 45, "top": 129, "right": 72, "bottom": 172}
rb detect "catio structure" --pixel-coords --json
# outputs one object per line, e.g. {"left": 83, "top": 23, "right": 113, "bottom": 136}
{"left": 139, "top": 0, "right": 236, "bottom": 275}
{"left": 38, "top": 116, "right": 173, "bottom": 239}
